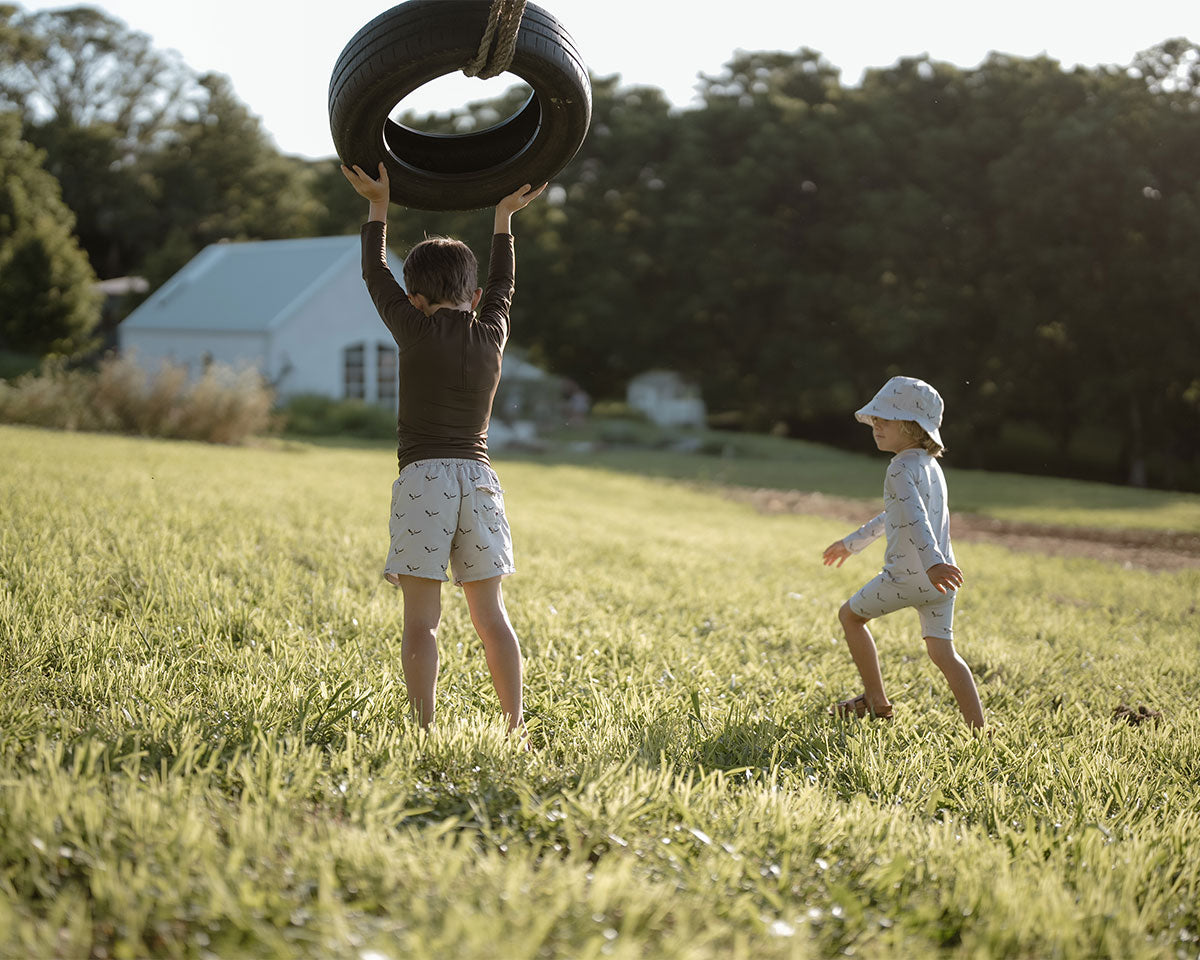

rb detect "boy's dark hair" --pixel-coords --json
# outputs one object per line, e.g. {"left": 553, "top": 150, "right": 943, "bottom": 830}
{"left": 402, "top": 236, "right": 478, "bottom": 305}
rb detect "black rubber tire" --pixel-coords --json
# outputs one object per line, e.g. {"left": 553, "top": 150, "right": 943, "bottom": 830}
{"left": 329, "top": 0, "right": 591, "bottom": 211}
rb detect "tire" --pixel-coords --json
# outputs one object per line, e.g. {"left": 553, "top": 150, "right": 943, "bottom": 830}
{"left": 329, "top": 0, "right": 591, "bottom": 211}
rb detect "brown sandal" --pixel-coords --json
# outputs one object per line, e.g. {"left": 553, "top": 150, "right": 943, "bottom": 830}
{"left": 830, "top": 694, "right": 893, "bottom": 720}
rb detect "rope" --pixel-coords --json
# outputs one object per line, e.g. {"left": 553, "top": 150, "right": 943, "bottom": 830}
{"left": 462, "top": 0, "right": 527, "bottom": 79}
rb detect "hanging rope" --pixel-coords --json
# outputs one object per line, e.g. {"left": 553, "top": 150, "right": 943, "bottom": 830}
{"left": 462, "top": 0, "right": 527, "bottom": 79}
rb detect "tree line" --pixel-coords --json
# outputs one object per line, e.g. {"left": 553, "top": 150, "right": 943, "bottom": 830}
{"left": 2, "top": 4, "right": 1198, "bottom": 490}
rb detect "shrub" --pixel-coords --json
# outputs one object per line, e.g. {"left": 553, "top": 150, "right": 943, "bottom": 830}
{"left": 277, "top": 394, "right": 395, "bottom": 440}
{"left": 0, "top": 353, "right": 273, "bottom": 443}
{"left": 590, "top": 400, "right": 645, "bottom": 421}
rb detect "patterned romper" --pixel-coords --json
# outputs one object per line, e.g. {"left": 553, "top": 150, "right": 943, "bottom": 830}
{"left": 843, "top": 448, "right": 957, "bottom": 640}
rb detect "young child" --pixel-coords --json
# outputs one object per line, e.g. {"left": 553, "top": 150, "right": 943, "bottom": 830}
{"left": 821, "top": 376, "right": 985, "bottom": 729}
{"left": 341, "top": 161, "right": 545, "bottom": 735}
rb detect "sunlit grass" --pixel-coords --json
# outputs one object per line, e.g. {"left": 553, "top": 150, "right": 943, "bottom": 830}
{"left": 535, "top": 425, "right": 1200, "bottom": 533}
{"left": 2, "top": 424, "right": 1198, "bottom": 959}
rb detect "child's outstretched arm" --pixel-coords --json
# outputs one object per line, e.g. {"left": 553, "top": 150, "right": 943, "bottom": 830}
{"left": 341, "top": 162, "right": 390, "bottom": 223}
{"left": 494, "top": 182, "right": 547, "bottom": 234}
{"left": 823, "top": 511, "right": 885, "bottom": 566}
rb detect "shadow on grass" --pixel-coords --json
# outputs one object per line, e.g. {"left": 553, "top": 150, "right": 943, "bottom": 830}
{"left": 689, "top": 712, "right": 857, "bottom": 772}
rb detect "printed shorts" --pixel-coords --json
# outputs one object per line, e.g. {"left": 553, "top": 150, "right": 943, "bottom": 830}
{"left": 383, "top": 458, "right": 514, "bottom": 585}
{"left": 848, "top": 572, "right": 956, "bottom": 641}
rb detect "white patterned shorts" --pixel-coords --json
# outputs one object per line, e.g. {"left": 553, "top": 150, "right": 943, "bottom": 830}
{"left": 383, "top": 458, "right": 514, "bottom": 585}
{"left": 848, "top": 572, "right": 956, "bottom": 641}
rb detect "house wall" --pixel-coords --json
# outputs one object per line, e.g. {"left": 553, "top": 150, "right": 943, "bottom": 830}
{"left": 119, "top": 249, "right": 406, "bottom": 405}
{"left": 121, "top": 329, "right": 268, "bottom": 379}
{"left": 271, "top": 258, "right": 399, "bottom": 404}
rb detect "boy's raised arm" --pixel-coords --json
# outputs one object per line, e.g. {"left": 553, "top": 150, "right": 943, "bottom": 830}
{"left": 343, "top": 161, "right": 420, "bottom": 332}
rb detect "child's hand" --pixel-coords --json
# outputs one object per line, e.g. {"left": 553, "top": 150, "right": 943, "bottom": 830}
{"left": 926, "top": 562, "right": 964, "bottom": 593}
{"left": 822, "top": 539, "right": 852, "bottom": 567}
{"left": 341, "top": 162, "right": 389, "bottom": 203}
{"left": 497, "top": 182, "right": 547, "bottom": 216}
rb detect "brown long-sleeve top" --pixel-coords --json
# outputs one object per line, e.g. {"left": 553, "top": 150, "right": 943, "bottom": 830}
{"left": 360, "top": 221, "right": 515, "bottom": 473}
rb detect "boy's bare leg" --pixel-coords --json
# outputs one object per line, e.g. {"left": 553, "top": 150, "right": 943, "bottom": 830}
{"left": 838, "top": 602, "right": 891, "bottom": 713}
{"left": 396, "top": 575, "right": 442, "bottom": 728}
{"left": 460, "top": 576, "right": 524, "bottom": 733}
{"left": 924, "top": 636, "right": 985, "bottom": 729}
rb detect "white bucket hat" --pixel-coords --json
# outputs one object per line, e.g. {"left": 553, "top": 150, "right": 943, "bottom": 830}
{"left": 855, "top": 376, "right": 944, "bottom": 448}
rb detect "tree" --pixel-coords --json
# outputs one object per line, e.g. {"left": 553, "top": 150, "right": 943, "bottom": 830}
{"left": 0, "top": 5, "right": 194, "bottom": 149}
{"left": 674, "top": 49, "right": 853, "bottom": 426}
{"left": 0, "top": 5, "right": 200, "bottom": 279}
{"left": 139, "top": 73, "right": 322, "bottom": 286}
{"left": 983, "top": 47, "right": 1200, "bottom": 485}
{"left": 0, "top": 112, "right": 100, "bottom": 355}
{"left": 1, "top": 5, "right": 196, "bottom": 278}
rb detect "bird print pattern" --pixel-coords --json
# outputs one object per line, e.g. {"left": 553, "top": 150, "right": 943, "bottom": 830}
{"left": 843, "top": 448, "right": 954, "bottom": 579}
{"left": 383, "top": 458, "right": 515, "bottom": 584}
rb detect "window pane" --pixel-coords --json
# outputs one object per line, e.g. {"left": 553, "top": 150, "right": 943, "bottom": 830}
{"left": 344, "top": 343, "right": 364, "bottom": 399}
{"left": 376, "top": 343, "right": 397, "bottom": 402}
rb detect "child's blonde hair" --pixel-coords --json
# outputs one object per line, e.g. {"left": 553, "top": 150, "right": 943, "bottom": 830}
{"left": 899, "top": 420, "right": 944, "bottom": 457}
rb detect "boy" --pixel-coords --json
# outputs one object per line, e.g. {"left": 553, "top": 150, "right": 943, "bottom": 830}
{"left": 341, "top": 161, "right": 545, "bottom": 735}
{"left": 821, "top": 376, "right": 985, "bottom": 729}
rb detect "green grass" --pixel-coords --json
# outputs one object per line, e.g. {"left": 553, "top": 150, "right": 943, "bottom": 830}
{"left": 538, "top": 424, "right": 1200, "bottom": 533}
{"left": 2, "top": 423, "right": 1199, "bottom": 959}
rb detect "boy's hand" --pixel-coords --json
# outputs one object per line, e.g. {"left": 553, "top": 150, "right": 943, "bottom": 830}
{"left": 341, "top": 162, "right": 390, "bottom": 204}
{"left": 926, "top": 562, "right": 964, "bottom": 593}
{"left": 495, "top": 182, "right": 547, "bottom": 234}
{"left": 497, "top": 182, "right": 547, "bottom": 215}
{"left": 822, "top": 539, "right": 852, "bottom": 567}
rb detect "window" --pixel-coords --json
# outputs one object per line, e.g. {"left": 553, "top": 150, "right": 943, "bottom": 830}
{"left": 376, "top": 342, "right": 397, "bottom": 403}
{"left": 343, "top": 343, "right": 364, "bottom": 399}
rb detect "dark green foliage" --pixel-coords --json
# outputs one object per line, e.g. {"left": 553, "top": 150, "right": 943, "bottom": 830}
{"left": 0, "top": 5, "right": 198, "bottom": 279}
{"left": 0, "top": 113, "right": 100, "bottom": 355}
{"left": 0, "top": 349, "right": 38, "bottom": 380}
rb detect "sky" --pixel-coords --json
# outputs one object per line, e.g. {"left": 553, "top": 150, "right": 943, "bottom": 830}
{"left": 20, "top": 0, "right": 1200, "bottom": 159}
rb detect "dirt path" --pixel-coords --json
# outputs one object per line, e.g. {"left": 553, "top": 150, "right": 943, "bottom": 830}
{"left": 722, "top": 487, "right": 1200, "bottom": 573}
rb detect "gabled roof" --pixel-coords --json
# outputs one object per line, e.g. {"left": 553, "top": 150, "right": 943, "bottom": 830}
{"left": 121, "top": 236, "right": 382, "bottom": 333}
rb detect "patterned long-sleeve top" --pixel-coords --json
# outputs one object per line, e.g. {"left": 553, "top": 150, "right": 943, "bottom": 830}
{"left": 843, "top": 448, "right": 954, "bottom": 579}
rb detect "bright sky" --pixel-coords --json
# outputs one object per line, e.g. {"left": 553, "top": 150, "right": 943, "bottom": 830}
{"left": 21, "top": 0, "right": 1200, "bottom": 159}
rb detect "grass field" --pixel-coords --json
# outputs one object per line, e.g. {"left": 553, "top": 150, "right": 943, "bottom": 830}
{"left": 2, "top": 424, "right": 1199, "bottom": 959}
{"left": 536, "top": 426, "right": 1200, "bottom": 533}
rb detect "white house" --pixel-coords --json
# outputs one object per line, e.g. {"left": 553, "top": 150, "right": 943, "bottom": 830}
{"left": 627, "top": 369, "right": 706, "bottom": 428}
{"left": 120, "top": 236, "right": 405, "bottom": 405}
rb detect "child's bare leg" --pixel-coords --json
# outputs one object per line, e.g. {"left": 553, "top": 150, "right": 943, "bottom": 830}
{"left": 838, "top": 602, "right": 890, "bottom": 712}
{"left": 396, "top": 574, "right": 442, "bottom": 728}
{"left": 924, "top": 636, "right": 985, "bottom": 729}
{"left": 461, "top": 576, "right": 524, "bottom": 732}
